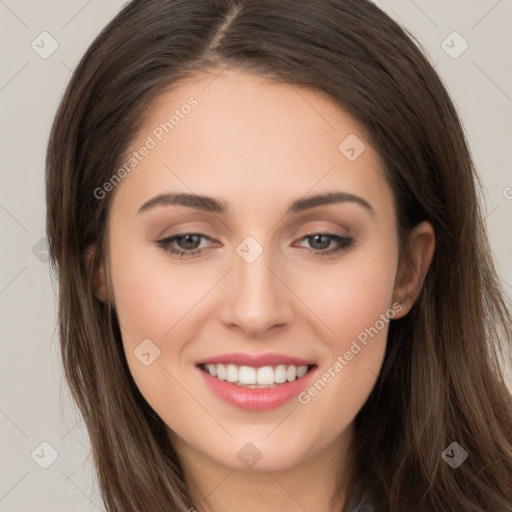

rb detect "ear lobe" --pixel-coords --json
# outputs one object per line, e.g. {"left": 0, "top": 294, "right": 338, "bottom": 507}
{"left": 84, "top": 246, "right": 109, "bottom": 303}
{"left": 392, "top": 221, "right": 435, "bottom": 318}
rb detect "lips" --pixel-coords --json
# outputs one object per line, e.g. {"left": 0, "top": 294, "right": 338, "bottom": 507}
{"left": 195, "top": 352, "right": 318, "bottom": 411}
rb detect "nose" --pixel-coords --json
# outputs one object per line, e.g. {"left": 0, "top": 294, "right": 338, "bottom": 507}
{"left": 217, "top": 244, "right": 296, "bottom": 339}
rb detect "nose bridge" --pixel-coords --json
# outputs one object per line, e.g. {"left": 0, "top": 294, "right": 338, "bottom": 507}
{"left": 218, "top": 236, "right": 295, "bottom": 335}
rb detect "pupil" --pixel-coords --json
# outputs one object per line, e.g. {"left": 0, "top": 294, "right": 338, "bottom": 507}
{"left": 311, "top": 234, "right": 329, "bottom": 249}
{"left": 181, "top": 234, "right": 200, "bottom": 249}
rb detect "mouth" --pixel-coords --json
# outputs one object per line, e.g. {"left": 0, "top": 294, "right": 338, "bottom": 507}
{"left": 198, "top": 363, "right": 317, "bottom": 389}
{"left": 196, "top": 359, "right": 319, "bottom": 411}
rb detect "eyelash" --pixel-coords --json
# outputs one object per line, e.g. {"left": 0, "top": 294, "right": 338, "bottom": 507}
{"left": 156, "top": 232, "right": 355, "bottom": 259}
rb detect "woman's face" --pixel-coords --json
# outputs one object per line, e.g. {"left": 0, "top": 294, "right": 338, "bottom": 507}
{"left": 104, "top": 69, "right": 408, "bottom": 472}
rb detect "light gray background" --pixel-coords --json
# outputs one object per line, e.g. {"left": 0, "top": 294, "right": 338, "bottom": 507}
{"left": 1, "top": 1, "right": 511, "bottom": 510}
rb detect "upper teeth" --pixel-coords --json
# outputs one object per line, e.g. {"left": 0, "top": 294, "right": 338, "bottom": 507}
{"left": 204, "top": 364, "right": 309, "bottom": 385}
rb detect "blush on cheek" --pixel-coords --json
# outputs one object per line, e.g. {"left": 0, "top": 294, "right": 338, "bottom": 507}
{"left": 311, "top": 270, "right": 394, "bottom": 342}
{"left": 310, "top": 279, "right": 395, "bottom": 395}
{"left": 110, "top": 254, "right": 190, "bottom": 343}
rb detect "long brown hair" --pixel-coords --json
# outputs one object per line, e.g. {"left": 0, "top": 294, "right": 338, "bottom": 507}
{"left": 45, "top": 1, "right": 512, "bottom": 510}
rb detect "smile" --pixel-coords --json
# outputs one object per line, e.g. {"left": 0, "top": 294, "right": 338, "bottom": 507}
{"left": 201, "top": 363, "right": 313, "bottom": 388}
{"left": 195, "top": 354, "right": 318, "bottom": 411}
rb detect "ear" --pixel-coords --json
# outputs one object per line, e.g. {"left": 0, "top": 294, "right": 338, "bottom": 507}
{"left": 83, "top": 246, "right": 109, "bottom": 303}
{"left": 392, "top": 221, "right": 435, "bottom": 318}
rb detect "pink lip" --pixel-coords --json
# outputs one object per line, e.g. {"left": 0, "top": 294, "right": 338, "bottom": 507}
{"left": 196, "top": 352, "right": 316, "bottom": 367}
{"left": 196, "top": 362, "right": 318, "bottom": 412}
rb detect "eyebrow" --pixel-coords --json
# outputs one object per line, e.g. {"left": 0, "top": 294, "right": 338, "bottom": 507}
{"left": 137, "top": 191, "right": 375, "bottom": 217}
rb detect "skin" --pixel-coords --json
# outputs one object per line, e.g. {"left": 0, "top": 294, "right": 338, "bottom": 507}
{"left": 90, "top": 69, "right": 435, "bottom": 512}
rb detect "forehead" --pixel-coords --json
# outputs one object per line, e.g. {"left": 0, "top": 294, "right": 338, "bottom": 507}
{"left": 110, "top": 69, "right": 393, "bottom": 218}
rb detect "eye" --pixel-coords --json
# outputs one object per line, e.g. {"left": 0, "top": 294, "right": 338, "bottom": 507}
{"left": 294, "top": 232, "right": 355, "bottom": 257}
{"left": 156, "top": 232, "right": 355, "bottom": 258}
{"left": 156, "top": 233, "right": 216, "bottom": 258}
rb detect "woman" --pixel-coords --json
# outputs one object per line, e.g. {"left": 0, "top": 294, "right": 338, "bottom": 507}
{"left": 45, "top": 0, "right": 512, "bottom": 510}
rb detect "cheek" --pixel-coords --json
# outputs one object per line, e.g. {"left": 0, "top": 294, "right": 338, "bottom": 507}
{"left": 108, "top": 237, "right": 203, "bottom": 409}
{"left": 294, "top": 238, "right": 398, "bottom": 417}
{"left": 108, "top": 231, "right": 233, "bottom": 407}
{"left": 305, "top": 238, "right": 398, "bottom": 345}
{"left": 109, "top": 235, "right": 208, "bottom": 344}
